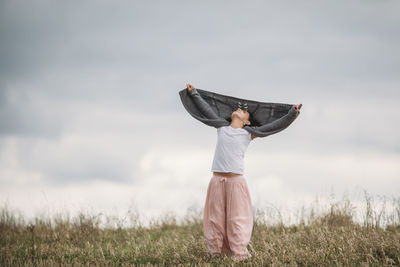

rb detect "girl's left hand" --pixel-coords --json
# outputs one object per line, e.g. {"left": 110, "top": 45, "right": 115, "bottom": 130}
{"left": 186, "top": 84, "right": 194, "bottom": 91}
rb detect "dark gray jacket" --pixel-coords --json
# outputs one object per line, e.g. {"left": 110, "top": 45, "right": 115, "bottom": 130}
{"left": 179, "top": 87, "right": 302, "bottom": 138}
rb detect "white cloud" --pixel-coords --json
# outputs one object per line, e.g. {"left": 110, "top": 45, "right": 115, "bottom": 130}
{"left": 1, "top": 140, "right": 398, "bottom": 227}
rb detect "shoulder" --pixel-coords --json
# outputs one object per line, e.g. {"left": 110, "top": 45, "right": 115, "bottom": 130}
{"left": 217, "top": 125, "right": 229, "bottom": 129}
{"left": 250, "top": 134, "right": 257, "bottom": 140}
{"left": 217, "top": 126, "right": 228, "bottom": 132}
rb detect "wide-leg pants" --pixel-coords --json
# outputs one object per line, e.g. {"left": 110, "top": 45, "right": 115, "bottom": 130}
{"left": 203, "top": 174, "right": 253, "bottom": 260}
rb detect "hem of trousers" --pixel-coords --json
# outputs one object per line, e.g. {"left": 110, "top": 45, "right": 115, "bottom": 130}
{"left": 232, "top": 252, "right": 252, "bottom": 261}
{"left": 208, "top": 249, "right": 251, "bottom": 261}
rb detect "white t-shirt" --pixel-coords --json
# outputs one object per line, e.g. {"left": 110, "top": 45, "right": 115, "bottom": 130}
{"left": 211, "top": 125, "right": 251, "bottom": 174}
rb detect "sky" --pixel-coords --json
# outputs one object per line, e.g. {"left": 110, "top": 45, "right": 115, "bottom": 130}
{"left": 1, "top": 0, "right": 399, "bottom": 227}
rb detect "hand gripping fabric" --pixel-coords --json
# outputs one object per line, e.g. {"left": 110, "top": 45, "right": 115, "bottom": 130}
{"left": 178, "top": 87, "right": 302, "bottom": 138}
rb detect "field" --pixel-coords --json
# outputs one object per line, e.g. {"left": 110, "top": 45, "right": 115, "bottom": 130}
{"left": 1, "top": 192, "right": 399, "bottom": 266}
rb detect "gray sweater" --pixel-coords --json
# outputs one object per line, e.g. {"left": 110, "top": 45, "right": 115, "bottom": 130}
{"left": 178, "top": 87, "right": 301, "bottom": 138}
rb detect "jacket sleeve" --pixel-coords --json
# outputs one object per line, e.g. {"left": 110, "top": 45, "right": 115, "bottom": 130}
{"left": 256, "top": 106, "right": 299, "bottom": 132}
{"left": 188, "top": 88, "right": 221, "bottom": 120}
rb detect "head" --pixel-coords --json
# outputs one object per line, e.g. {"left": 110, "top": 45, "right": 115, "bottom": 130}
{"left": 231, "top": 108, "right": 251, "bottom": 127}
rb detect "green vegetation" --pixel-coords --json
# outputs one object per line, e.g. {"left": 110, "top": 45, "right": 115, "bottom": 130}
{"left": 1, "top": 192, "right": 399, "bottom": 266}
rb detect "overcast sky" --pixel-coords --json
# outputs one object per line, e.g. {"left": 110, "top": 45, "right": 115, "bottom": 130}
{"left": 1, "top": 0, "right": 399, "bottom": 227}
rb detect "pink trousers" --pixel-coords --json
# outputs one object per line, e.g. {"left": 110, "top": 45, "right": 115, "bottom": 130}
{"left": 203, "top": 174, "right": 253, "bottom": 260}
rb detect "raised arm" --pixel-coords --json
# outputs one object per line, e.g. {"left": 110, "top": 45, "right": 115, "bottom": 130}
{"left": 186, "top": 84, "right": 221, "bottom": 120}
{"left": 256, "top": 105, "right": 300, "bottom": 133}
{"left": 250, "top": 104, "right": 300, "bottom": 140}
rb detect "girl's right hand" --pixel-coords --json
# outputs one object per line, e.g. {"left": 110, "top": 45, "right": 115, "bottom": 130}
{"left": 186, "top": 83, "right": 194, "bottom": 91}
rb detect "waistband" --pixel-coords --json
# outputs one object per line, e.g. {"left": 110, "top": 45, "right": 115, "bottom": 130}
{"left": 212, "top": 174, "right": 245, "bottom": 182}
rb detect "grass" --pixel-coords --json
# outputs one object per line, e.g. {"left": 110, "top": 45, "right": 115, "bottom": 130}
{"left": 1, "top": 191, "right": 399, "bottom": 266}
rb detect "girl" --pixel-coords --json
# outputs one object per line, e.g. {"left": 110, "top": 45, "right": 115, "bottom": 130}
{"left": 185, "top": 83, "right": 301, "bottom": 261}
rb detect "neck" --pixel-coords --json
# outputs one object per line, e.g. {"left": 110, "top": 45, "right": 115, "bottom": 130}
{"left": 230, "top": 118, "right": 244, "bottom": 128}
